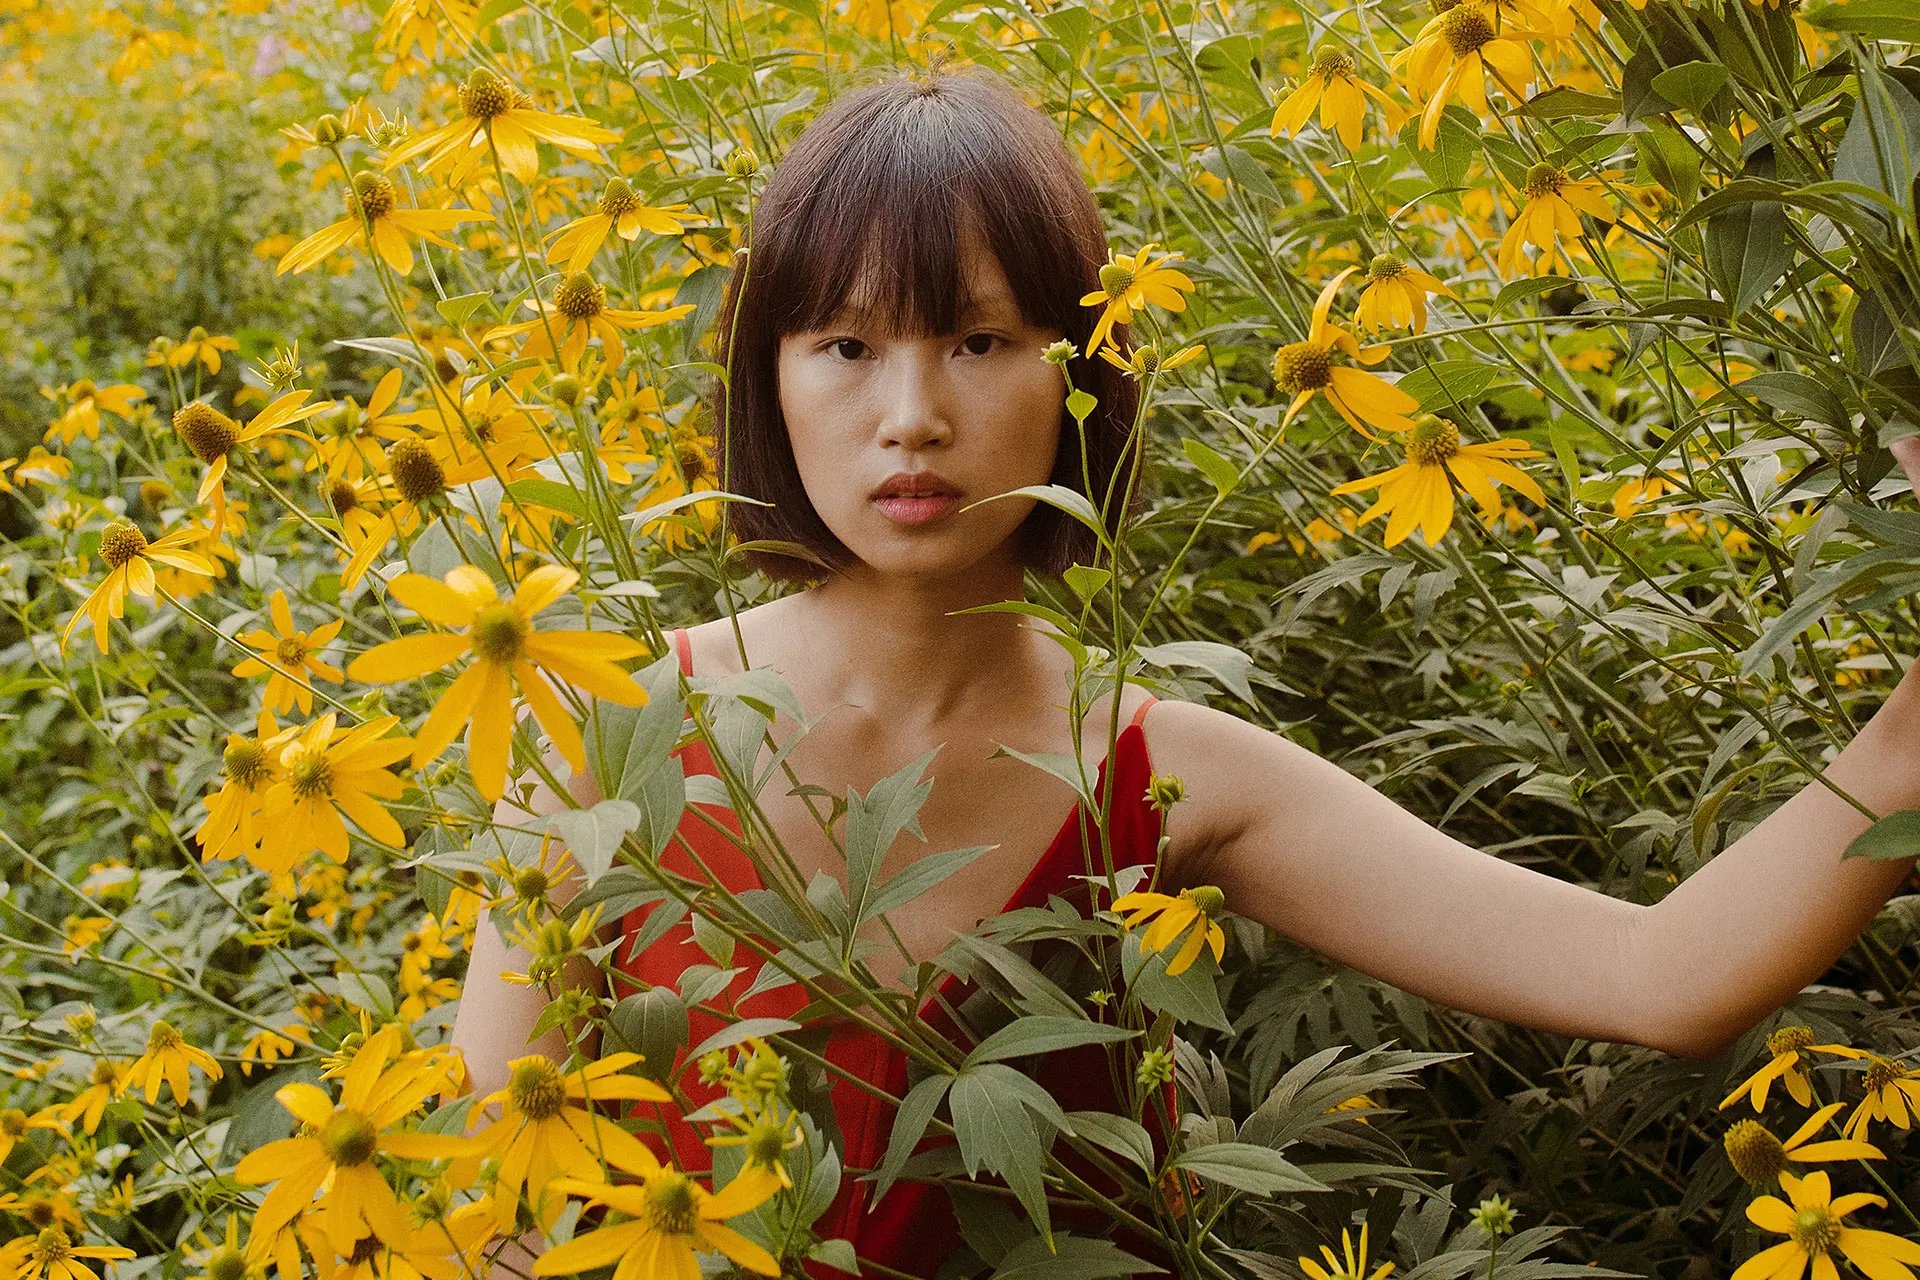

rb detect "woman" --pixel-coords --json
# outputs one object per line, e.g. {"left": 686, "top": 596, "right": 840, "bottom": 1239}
{"left": 451, "top": 67, "right": 1920, "bottom": 1275}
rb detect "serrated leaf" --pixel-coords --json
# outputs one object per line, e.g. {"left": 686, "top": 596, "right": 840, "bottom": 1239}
{"left": 1063, "top": 1110, "right": 1154, "bottom": 1174}
{"left": 870, "top": 1074, "right": 952, "bottom": 1205}
{"left": 1173, "top": 1142, "right": 1330, "bottom": 1195}
{"left": 989, "top": 1235, "right": 1159, "bottom": 1279}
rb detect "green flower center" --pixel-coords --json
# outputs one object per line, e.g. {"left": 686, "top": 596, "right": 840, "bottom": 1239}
{"left": 286, "top": 746, "right": 333, "bottom": 801}
{"left": 554, "top": 272, "right": 606, "bottom": 321}
{"left": 512, "top": 866, "right": 550, "bottom": 901}
{"left": 1098, "top": 261, "right": 1135, "bottom": 299}
{"left": 387, "top": 439, "right": 446, "bottom": 503}
{"left": 1440, "top": 6, "right": 1495, "bottom": 54}
{"left": 460, "top": 67, "right": 513, "bottom": 120}
{"left": 187, "top": 326, "right": 210, "bottom": 342}
{"left": 1863, "top": 1055, "right": 1904, "bottom": 1093}
{"left": 1273, "top": 340, "right": 1332, "bottom": 393}
{"left": 643, "top": 1172, "right": 698, "bottom": 1233}
{"left": 1407, "top": 416, "right": 1462, "bottom": 466}
{"left": 175, "top": 402, "right": 240, "bottom": 463}
{"left": 91, "top": 1060, "right": 118, "bottom": 1088}
{"left": 0, "top": 1110, "right": 24, "bottom": 1138}
{"left": 598, "top": 178, "right": 638, "bottom": 218}
{"left": 1792, "top": 1207, "right": 1840, "bottom": 1255}
{"left": 1722, "top": 1119, "right": 1786, "bottom": 1186}
{"left": 1767, "top": 1025, "right": 1815, "bottom": 1057}
{"left": 148, "top": 1019, "right": 183, "bottom": 1052}
{"left": 321, "top": 1110, "right": 378, "bottom": 1166}
{"left": 1368, "top": 252, "right": 1407, "bottom": 281}
{"left": 224, "top": 738, "right": 268, "bottom": 788}
{"left": 1131, "top": 343, "right": 1164, "bottom": 373}
{"left": 1523, "top": 163, "right": 1567, "bottom": 200}
{"left": 743, "top": 1115, "right": 790, "bottom": 1167}
{"left": 470, "top": 603, "right": 530, "bottom": 665}
{"left": 99, "top": 520, "right": 148, "bottom": 570}
{"left": 1181, "top": 885, "right": 1226, "bottom": 916}
{"left": 275, "top": 636, "right": 309, "bottom": 666}
{"left": 32, "top": 1228, "right": 71, "bottom": 1266}
{"left": 348, "top": 172, "right": 395, "bottom": 222}
{"left": 69, "top": 380, "right": 97, "bottom": 400}
{"left": 1312, "top": 49, "right": 1356, "bottom": 80}
{"left": 208, "top": 1247, "right": 249, "bottom": 1280}
{"left": 507, "top": 1057, "right": 566, "bottom": 1121}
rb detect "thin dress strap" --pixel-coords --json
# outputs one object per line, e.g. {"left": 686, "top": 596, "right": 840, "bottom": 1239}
{"left": 672, "top": 627, "right": 693, "bottom": 677}
{"left": 1128, "top": 694, "right": 1157, "bottom": 733}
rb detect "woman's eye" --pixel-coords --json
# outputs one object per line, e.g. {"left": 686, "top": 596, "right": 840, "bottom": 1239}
{"left": 960, "top": 333, "right": 999, "bottom": 356}
{"left": 827, "top": 338, "right": 867, "bottom": 361}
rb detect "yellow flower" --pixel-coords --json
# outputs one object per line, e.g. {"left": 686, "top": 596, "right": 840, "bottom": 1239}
{"left": 382, "top": 67, "right": 620, "bottom": 187}
{"left": 196, "top": 712, "right": 296, "bottom": 867}
{"left": 1079, "top": 241, "right": 1198, "bottom": 354}
{"left": 1272, "top": 48, "right": 1398, "bottom": 150}
{"left": 41, "top": 380, "right": 147, "bottom": 447}
{"left": 1110, "top": 885, "right": 1228, "bottom": 977}
{"left": 706, "top": 1104, "right": 806, "bottom": 1191}
{"left": 57, "top": 1060, "right": 126, "bottom": 1136}
{"left": 1497, "top": 164, "right": 1617, "bottom": 278}
{"left": 59, "top": 915, "right": 112, "bottom": 958}
{"left": 1396, "top": 2, "right": 1536, "bottom": 150}
{"left": 1330, "top": 416, "right": 1547, "bottom": 548}
{"left": 306, "top": 369, "right": 415, "bottom": 485}
{"left": 1723, "top": 1101, "right": 1885, "bottom": 1188}
{"left": 545, "top": 177, "right": 698, "bottom": 275}
{"left": 1097, "top": 340, "right": 1207, "bottom": 380}
{"left": 277, "top": 172, "right": 488, "bottom": 277}
{"left": 1812, "top": 1047, "right": 1920, "bottom": 1144}
{"left": 1721, "top": 1026, "right": 1850, "bottom": 1113}
{"left": 0, "top": 1104, "right": 65, "bottom": 1164}
{"left": 346, "top": 565, "right": 649, "bottom": 803}
{"left": 0, "top": 447, "right": 73, "bottom": 492}
{"left": 60, "top": 519, "right": 218, "bottom": 655}
{"left": 1354, "top": 253, "right": 1455, "bottom": 334}
{"left": 1273, "top": 268, "right": 1421, "bottom": 439}
{"left": 252, "top": 714, "right": 414, "bottom": 870}
{"left": 150, "top": 327, "right": 240, "bottom": 376}
{"left": 183, "top": 1214, "right": 258, "bottom": 1280}
{"left": 1731, "top": 1170, "right": 1920, "bottom": 1280}
{"left": 481, "top": 271, "right": 696, "bottom": 373}
{"left": 532, "top": 1169, "right": 785, "bottom": 1280}
{"left": 7, "top": 1227, "right": 135, "bottom": 1280}
{"left": 124, "top": 1018, "right": 222, "bottom": 1105}
{"left": 453, "top": 1053, "right": 672, "bottom": 1233}
{"left": 239, "top": 1024, "right": 314, "bottom": 1078}
{"left": 174, "top": 390, "right": 335, "bottom": 529}
{"left": 233, "top": 1025, "right": 479, "bottom": 1258}
{"left": 232, "top": 591, "right": 346, "bottom": 716}
{"left": 1300, "top": 1222, "right": 1395, "bottom": 1280}
{"left": 1611, "top": 470, "right": 1678, "bottom": 519}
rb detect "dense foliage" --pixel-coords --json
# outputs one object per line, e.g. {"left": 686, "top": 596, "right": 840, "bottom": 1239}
{"left": 3, "top": 0, "right": 1920, "bottom": 1278}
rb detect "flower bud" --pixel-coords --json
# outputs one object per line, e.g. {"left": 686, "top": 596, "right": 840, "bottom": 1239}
{"left": 313, "top": 114, "right": 347, "bottom": 146}
{"left": 549, "top": 374, "right": 583, "bottom": 407}
{"left": 723, "top": 147, "right": 760, "bottom": 179}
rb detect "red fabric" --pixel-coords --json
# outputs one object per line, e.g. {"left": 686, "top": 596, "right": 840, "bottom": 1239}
{"left": 616, "top": 629, "right": 1163, "bottom": 1275}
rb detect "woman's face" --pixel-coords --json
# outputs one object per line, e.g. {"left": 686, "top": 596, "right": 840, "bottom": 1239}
{"left": 775, "top": 234, "right": 1067, "bottom": 584}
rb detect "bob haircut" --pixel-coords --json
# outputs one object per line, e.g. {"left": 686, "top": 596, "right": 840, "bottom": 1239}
{"left": 708, "top": 66, "right": 1143, "bottom": 584}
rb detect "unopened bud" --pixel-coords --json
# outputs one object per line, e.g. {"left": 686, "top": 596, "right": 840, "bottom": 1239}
{"left": 313, "top": 114, "right": 347, "bottom": 146}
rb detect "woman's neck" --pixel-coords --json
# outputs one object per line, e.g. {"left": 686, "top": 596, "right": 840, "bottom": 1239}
{"left": 792, "top": 556, "right": 1040, "bottom": 730}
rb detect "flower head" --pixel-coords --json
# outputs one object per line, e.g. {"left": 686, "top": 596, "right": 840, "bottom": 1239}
{"left": 276, "top": 172, "right": 488, "bottom": 277}
{"left": 1079, "top": 241, "right": 1197, "bottom": 355}
{"left": 1730, "top": 1170, "right": 1920, "bottom": 1280}
{"left": 481, "top": 271, "right": 697, "bottom": 373}
{"left": 1723, "top": 1102, "right": 1884, "bottom": 1189}
{"left": 1274, "top": 268, "right": 1421, "bottom": 438}
{"left": 1720, "top": 1026, "right": 1850, "bottom": 1114}
{"left": 125, "top": 1018, "right": 223, "bottom": 1106}
{"left": 531, "top": 1168, "right": 784, "bottom": 1280}
{"left": 60, "top": 519, "right": 218, "bottom": 655}
{"left": 1355, "top": 253, "right": 1455, "bottom": 334}
{"left": 1272, "top": 47, "right": 1399, "bottom": 150}
{"left": 1110, "top": 884, "right": 1228, "bottom": 976}
{"left": 232, "top": 591, "right": 346, "bottom": 715}
{"left": 381, "top": 67, "right": 620, "bottom": 186}
{"left": 1497, "top": 163, "right": 1618, "bottom": 278}
{"left": 1300, "top": 1222, "right": 1396, "bottom": 1280}
{"left": 1329, "top": 415, "right": 1547, "bottom": 548}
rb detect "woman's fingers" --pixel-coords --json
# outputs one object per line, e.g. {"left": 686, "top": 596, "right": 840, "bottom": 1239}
{"left": 1891, "top": 436, "right": 1920, "bottom": 496}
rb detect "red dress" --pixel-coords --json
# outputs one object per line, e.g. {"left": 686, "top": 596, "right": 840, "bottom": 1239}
{"left": 617, "top": 629, "right": 1163, "bottom": 1275}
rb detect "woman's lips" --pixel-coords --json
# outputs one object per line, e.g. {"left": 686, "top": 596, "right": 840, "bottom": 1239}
{"left": 873, "top": 494, "right": 962, "bottom": 525}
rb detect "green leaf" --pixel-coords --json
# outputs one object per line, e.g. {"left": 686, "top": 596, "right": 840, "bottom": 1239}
{"left": 1839, "top": 499, "right": 1920, "bottom": 549}
{"left": 1703, "top": 371, "right": 1849, "bottom": 429}
{"left": 435, "top": 292, "right": 493, "bottom": 325}
{"left": 1833, "top": 63, "right": 1920, "bottom": 219}
{"left": 1065, "top": 388, "right": 1098, "bottom": 424}
{"left": 808, "top": 1240, "right": 860, "bottom": 1275}
{"left": 1063, "top": 564, "right": 1111, "bottom": 602}
{"left": 1136, "top": 639, "right": 1259, "bottom": 703}
{"left": 547, "top": 799, "right": 643, "bottom": 886}
{"left": 1182, "top": 436, "right": 1241, "bottom": 497}
{"left": 1063, "top": 1111, "right": 1154, "bottom": 1174}
{"left": 1844, "top": 809, "right": 1920, "bottom": 861}
{"left": 1173, "top": 1143, "right": 1331, "bottom": 1196}
{"left": 1739, "top": 547, "right": 1913, "bottom": 676}
{"left": 1704, "top": 197, "right": 1791, "bottom": 314}
{"left": 1805, "top": 0, "right": 1920, "bottom": 42}
{"left": 1196, "top": 143, "right": 1282, "bottom": 202}
{"left": 1403, "top": 105, "right": 1480, "bottom": 189}
{"left": 989, "top": 1235, "right": 1160, "bottom": 1279}
{"left": 1398, "top": 359, "right": 1510, "bottom": 412}
{"left": 842, "top": 749, "right": 938, "bottom": 932}
{"left": 505, "top": 478, "right": 591, "bottom": 520}
{"left": 1491, "top": 276, "right": 1574, "bottom": 316}
{"left": 1520, "top": 87, "right": 1619, "bottom": 119}
{"left": 1637, "top": 120, "right": 1702, "bottom": 203}
{"left": 865, "top": 844, "right": 997, "bottom": 923}
{"left": 871, "top": 1074, "right": 951, "bottom": 1205}
{"left": 968, "top": 484, "right": 1111, "bottom": 548}
{"left": 1650, "top": 62, "right": 1730, "bottom": 112}
{"left": 686, "top": 1016, "right": 802, "bottom": 1060}
{"left": 963, "top": 1016, "right": 1138, "bottom": 1067}
{"left": 950, "top": 1064, "right": 1067, "bottom": 1244}
{"left": 1547, "top": 417, "right": 1583, "bottom": 497}
{"left": 606, "top": 989, "right": 688, "bottom": 1078}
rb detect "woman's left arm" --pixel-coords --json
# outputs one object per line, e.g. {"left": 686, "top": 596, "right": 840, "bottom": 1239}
{"left": 1151, "top": 440, "right": 1920, "bottom": 1062}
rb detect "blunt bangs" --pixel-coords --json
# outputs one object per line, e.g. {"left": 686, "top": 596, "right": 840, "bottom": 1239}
{"left": 709, "top": 66, "right": 1143, "bottom": 583}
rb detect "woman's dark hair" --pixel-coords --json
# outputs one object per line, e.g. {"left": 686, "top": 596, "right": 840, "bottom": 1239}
{"left": 708, "top": 66, "right": 1143, "bottom": 583}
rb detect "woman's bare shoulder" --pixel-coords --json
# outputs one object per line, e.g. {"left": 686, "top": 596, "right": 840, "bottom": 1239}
{"left": 677, "top": 600, "right": 795, "bottom": 678}
{"left": 1134, "top": 696, "right": 1282, "bottom": 892}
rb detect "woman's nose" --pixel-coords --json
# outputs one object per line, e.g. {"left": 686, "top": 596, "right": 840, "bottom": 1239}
{"left": 876, "top": 355, "right": 955, "bottom": 449}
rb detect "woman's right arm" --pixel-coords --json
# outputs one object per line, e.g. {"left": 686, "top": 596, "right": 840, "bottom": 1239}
{"left": 448, "top": 748, "right": 610, "bottom": 1277}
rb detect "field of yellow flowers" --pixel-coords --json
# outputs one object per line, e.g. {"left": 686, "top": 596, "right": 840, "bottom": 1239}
{"left": 4, "top": 0, "right": 1920, "bottom": 1277}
